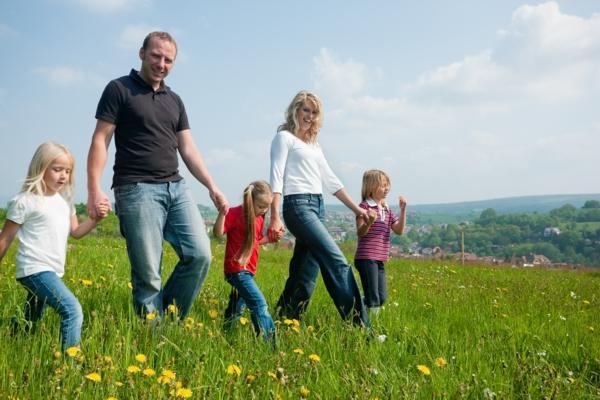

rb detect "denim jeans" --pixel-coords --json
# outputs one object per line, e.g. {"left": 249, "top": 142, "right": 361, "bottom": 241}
{"left": 354, "top": 259, "right": 387, "bottom": 308}
{"left": 114, "top": 179, "right": 211, "bottom": 320}
{"left": 224, "top": 271, "right": 276, "bottom": 342}
{"left": 18, "top": 271, "right": 83, "bottom": 350}
{"left": 276, "top": 194, "right": 368, "bottom": 326}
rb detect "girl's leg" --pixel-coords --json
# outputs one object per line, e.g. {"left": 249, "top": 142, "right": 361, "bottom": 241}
{"left": 18, "top": 271, "right": 83, "bottom": 350}
{"left": 355, "top": 259, "right": 380, "bottom": 308}
{"left": 224, "top": 285, "right": 246, "bottom": 329}
{"left": 228, "top": 272, "right": 275, "bottom": 342}
{"left": 377, "top": 262, "right": 388, "bottom": 307}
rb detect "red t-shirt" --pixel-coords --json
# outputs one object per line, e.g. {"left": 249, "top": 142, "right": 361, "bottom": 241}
{"left": 223, "top": 205, "right": 265, "bottom": 275}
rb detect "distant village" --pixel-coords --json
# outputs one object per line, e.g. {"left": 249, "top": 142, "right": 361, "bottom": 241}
{"left": 204, "top": 209, "right": 573, "bottom": 269}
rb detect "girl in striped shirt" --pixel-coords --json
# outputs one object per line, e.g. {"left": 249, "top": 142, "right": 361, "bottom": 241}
{"left": 354, "top": 170, "right": 407, "bottom": 317}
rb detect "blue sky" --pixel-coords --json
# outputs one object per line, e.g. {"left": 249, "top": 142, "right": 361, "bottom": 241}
{"left": 1, "top": 1, "right": 599, "bottom": 207}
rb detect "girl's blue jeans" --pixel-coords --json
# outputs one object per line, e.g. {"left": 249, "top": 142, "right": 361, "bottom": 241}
{"left": 276, "top": 194, "right": 369, "bottom": 326}
{"left": 114, "top": 179, "right": 212, "bottom": 320}
{"left": 18, "top": 271, "right": 83, "bottom": 350}
{"left": 224, "top": 271, "right": 276, "bottom": 342}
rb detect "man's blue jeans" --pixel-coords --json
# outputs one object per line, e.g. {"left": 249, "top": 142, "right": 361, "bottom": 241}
{"left": 18, "top": 271, "right": 83, "bottom": 350}
{"left": 114, "top": 179, "right": 211, "bottom": 319}
{"left": 224, "top": 271, "right": 276, "bottom": 342}
{"left": 276, "top": 194, "right": 368, "bottom": 326}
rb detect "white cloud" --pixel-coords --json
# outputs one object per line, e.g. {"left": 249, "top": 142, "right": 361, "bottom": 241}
{"left": 119, "top": 25, "right": 162, "bottom": 50}
{"left": 34, "top": 66, "right": 86, "bottom": 86}
{"left": 311, "top": 48, "right": 371, "bottom": 98}
{"left": 66, "top": 0, "right": 150, "bottom": 13}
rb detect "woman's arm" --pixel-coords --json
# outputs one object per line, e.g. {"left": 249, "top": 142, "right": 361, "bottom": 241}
{"left": 334, "top": 188, "right": 368, "bottom": 219}
{"left": 0, "top": 220, "right": 21, "bottom": 262}
{"left": 356, "top": 209, "right": 377, "bottom": 238}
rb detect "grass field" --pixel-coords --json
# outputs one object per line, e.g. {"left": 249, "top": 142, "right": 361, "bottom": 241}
{"left": 0, "top": 231, "right": 598, "bottom": 399}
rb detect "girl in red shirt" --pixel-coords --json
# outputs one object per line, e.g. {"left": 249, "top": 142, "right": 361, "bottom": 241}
{"left": 213, "top": 180, "right": 281, "bottom": 343}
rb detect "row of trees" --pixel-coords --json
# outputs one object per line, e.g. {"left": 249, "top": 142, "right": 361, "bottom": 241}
{"left": 395, "top": 201, "right": 600, "bottom": 267}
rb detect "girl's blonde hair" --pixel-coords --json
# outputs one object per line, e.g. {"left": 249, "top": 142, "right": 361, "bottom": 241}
{"left": 278, "top": 90, "right": 323, "bottom": 143}
{"left": 238, "top": 180, "right": 273, "bottom": 267}
{"left": 361, "top": 169, "right": 390, "bottom": 203}
{"left": 22, "top": 141, "right": 75, "bottom": 202}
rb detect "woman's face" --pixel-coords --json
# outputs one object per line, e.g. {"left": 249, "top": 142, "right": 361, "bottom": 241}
{"left": 296, "top": 101, "right": 318, "bottom": 136}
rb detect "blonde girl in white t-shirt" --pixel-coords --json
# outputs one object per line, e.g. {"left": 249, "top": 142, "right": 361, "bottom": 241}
{"left": 0, "top": 141, "right": 109, "bottom": 351}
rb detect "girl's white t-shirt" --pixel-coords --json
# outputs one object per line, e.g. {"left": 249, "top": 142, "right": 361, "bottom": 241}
{"left": 7, "top": 192, "right": 74, "bottom": 278}
{"left": 270, "top": 130, "right": 344, "bottom": 195}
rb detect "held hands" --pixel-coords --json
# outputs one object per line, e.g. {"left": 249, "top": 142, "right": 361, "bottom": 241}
{"left": 267, "top": 219, "right": 285, "bottom": 243}
{"left": 366, "top": 209, "right": 377, "bottom": 225}
{"left": 87, "top": 191, "right": 112, "bottom": 220}
{"left": 94, "top": 199, "right": 111, "bottom": 220}
{"left": 210, "top": 187, "right": 229, "bottom": 214}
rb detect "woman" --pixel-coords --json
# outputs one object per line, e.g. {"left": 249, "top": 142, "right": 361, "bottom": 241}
{"left": 268, "top": 90, "right": 369, "bottom": 326}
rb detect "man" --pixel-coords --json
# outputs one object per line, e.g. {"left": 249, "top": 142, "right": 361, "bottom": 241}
{"left": 87, "top": 31, "right": 228, "bottom": 320}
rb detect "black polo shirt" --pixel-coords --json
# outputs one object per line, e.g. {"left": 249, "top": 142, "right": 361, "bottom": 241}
{"left": 95, "top": 69, "right": 190, "bottom": 187}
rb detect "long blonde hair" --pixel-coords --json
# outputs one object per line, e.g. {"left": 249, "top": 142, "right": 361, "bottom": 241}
{"left": 238, "top": 180, "right": 273, "bottom": 267}
{"left": 277, "top": 90, "right": 323, "bottom": 143}
{"left": 361, "top": 169, "right": 390, "bottom": 203}
{"left": 22, "top": 141, "right": 75, "bottom": 202}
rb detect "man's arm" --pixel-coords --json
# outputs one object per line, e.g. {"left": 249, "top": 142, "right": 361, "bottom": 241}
{"left": 87, "top": 120, "right": 115, "bottom": 218}
{"left": 178, "top": 130, "right": 228, "bottom": 212}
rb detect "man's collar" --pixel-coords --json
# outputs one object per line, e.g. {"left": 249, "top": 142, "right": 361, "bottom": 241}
{"left": 129, "top": 69, "right": 167, "bottom": 92}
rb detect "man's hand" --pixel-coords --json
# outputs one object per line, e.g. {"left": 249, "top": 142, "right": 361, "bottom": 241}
{"left": 87, "top": 190, "right": 111, "bottom": 219}
{"left": 210, "top": 187, "right": 229, "bottom": 213}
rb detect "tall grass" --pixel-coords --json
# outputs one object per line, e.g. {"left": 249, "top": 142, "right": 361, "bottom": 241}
{"left": 0, "top": 234, "right": 598, "bottom": 399}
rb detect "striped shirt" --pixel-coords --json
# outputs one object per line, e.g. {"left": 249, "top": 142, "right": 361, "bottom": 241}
{"left": 354, "top": 199, "right": 399, "bottom": 261}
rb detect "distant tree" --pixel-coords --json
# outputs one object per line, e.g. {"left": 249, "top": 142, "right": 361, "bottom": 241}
{"left": 478, "top": 208, "right": 497, "bottom": 225}
{"left": 582, "top": 200, "right": 600, "bottom": 209}
{"left": 550, "top": 204, "right": 577, "bottom": 221}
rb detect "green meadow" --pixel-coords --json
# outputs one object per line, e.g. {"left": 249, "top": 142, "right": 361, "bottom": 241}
{"left": 0, "top": 222, "right": 598, "bottom": 399}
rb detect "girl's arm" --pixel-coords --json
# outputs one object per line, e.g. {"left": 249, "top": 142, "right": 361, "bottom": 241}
{"left": 0, "top": 220, "right": 21, "bottom": 262}
{"left": 70, "top": 201, "right": 109, "bottom": 239}
{"left": 391, "top": 196, "right": 407, "bottom": 235}
{"left": 213, "top": 209, "right": 226, "bottom": 238}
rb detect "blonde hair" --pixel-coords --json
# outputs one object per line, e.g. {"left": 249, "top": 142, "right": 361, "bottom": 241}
{"left": 238, "top": 180, "right": 273, "bottom": 267}
{"left": 278, "top": 90, "right": 323, "bottom": 143}
{"left": 361, "top": 169, "right": 390, "bottom": 203}
{"left": 22, "top": 141, "right": 75, "bottom": 202}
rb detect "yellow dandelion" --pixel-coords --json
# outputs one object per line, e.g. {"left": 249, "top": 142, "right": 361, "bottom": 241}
{"left": 293, "top": 348, "right": 304, "bottom": 355}
{"left": 416, "top": 365, "right": 431, "bottom": 375}
{"left": 209, "top": 298, "right": 218, "bottom": 305}
{"left": 239, "top": 317, "right": 249, "bottom": 325}
{"left": 308, "top": 354, "right": 320, "bottom": 363}
{"left": 80, "top": 279, "right": 93, "bottom": 287}
{"left": 127, "top": 365, "right": 141, "bottom": 374}
{"left": 292, "top": 319, "right": 300, "bottom": 327}
{"left": 299, "top": 386, "right": 310, "bottom": 398}
{"left": 185, "top": 317, "right": 195, "bottom": 325}
{"left": 307, "top": 325, "right": 315, "bottom": 333}
{"left": 54, "top": 351, "right": 62, "bottom": 359}
{"left": 208, "top": 309, "right": 218, "bottom": 319}
{"left": 283, "top": 319, "right": 293, "bottom": 326}
{"left": 142, "top": 368, "right": 156, "bottom": 377}
{"left": 292, "top": 326, "right": 301, "bottom": 333}
{"left": 127, "top": 282, "right": 133, "bottom": 289}
{"left": 135, "top": 354, "right": 147, "bottom": 363}
{"left": 167, "top": 304, "right": 178, "bottom": 314}
{"left": 226, "top": 364, "right": 242, "bottom": 376}
{"left": 245, "top": 374, "right": 256, "bottom": 383}
{"left": 106, "top": 397, "right": 117, "bottom": 400}
{"left": 85, "top": 372, "right": 102, "bottom": 382}
{"left": 146, "top": 312, "right": 157, "bottom": 321}
{"left": 115, "top": 381, "right": 124, "bottom": 387}
{"left": 65, "top": 347, "right": 81, "bottom": 357}
{"left": 176, "top": 388, "right": 193, "bottom": 398}
{"left": 435, "top": 357, "right": 447, "bottom": 368}
{"left": 161, "top": 369, "right": 176, "bottom": 380}
{"left": 104, "top": 356, "right": 113, "bottom": 364}
{"left": 267, "top": 371, "right": 278, "bottom": 380}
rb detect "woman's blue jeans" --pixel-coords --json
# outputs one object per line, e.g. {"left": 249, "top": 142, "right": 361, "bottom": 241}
{"left": 18, "top": 271, "right": 83, "bottom": 350}
{"left": 114, "top": 179, "right": 212, "bottom": 320}
{"left": 224, "top": 271, "right": 276, "bottom": 342}
{"left": 276, "top": 194, "right": 368, "bottom": 326}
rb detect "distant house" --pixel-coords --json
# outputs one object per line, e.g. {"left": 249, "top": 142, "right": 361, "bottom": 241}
{"left": 543, "top": 227, "right": 561, "bottom": 237}
{"left": 328, "top": 227, "right": 346, "bottom": 242}
{"left": 531, "top": 254, "right": 551, "bottom": 266}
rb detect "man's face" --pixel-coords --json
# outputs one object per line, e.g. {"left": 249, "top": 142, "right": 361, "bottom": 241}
{"left": 138, "top": 37, "right": 177, "bottom": 89}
